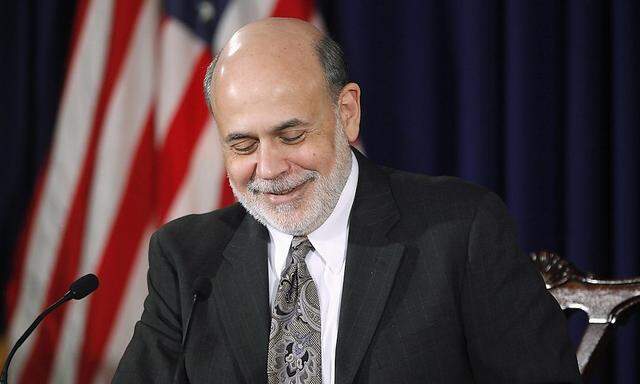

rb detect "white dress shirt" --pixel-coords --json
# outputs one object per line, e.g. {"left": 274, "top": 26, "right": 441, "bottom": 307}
{"left": 266, "top": 152, "right": 359, "bottom": 384}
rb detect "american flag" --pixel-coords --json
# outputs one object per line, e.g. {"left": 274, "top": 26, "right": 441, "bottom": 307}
{"left": 5, "top": 0, "right": 322, "bottom": 382}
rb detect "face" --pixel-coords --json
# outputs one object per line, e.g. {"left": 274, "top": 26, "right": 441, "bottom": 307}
{"left": 212, "top": 56, "right": 360, "bottom": 235}
{"left": 228, "top": 113, "right": 352, "bottom": 235}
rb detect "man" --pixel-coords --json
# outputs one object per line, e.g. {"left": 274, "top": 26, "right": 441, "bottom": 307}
{"left": 114, "top": 18, "right": 580, "bottom": 383}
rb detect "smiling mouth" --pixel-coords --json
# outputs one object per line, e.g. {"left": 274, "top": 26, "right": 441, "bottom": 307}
{"left": 267, "top": 180, "right": 308, "bottom": 196}
{"left": 270, "top": 187, "right": 296, "bottom": 195}
{"left": 259, "top": 179, "right": 314, "bottom": 204}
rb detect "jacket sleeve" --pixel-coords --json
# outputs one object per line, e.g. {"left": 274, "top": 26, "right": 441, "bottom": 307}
{"left": 112, "top": 231, "right": 187, "bottom": 383}
{"left": 461, "top": 192, "right": 582, "bottom": 383}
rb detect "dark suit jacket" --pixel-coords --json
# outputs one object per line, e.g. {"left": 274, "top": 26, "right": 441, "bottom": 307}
{"left": 113, "top": 150, "right": 581, "bottom": 383}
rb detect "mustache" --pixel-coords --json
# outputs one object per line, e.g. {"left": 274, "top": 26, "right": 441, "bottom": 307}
{"left": 247, "top": 170, "right": 319, "bottom": 194}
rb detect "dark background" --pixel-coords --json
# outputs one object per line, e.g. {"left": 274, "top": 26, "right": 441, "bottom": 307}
{"left": 2, "top": 1, "right": 639, "bottom": 382}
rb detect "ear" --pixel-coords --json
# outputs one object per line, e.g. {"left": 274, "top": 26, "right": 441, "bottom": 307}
{"left": 337, "top": 82, "right": 361, "bottom": 143}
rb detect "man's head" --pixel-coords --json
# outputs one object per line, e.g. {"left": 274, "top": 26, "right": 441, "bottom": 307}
{"left": 204, "top": 18, "right": 361, "bottom": 235}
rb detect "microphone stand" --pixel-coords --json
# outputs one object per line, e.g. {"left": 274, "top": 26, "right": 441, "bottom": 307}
{"left": 173, "top": 291, "right": 200, "bottom": 384}
{"left": 1, "top": 294, "right": 71, "bottom": 383}
{"left": 172, "top": 277, "right": 212, "bottom": 384}
{"left": 1, "top": 273, "right": 98, "bottom": 384}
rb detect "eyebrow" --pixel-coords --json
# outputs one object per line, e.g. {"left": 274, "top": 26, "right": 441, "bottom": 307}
{"left": 224, "top": 118, "right": 310, "bottom": 143}
{"left": 273, "top": 118, "right": 309, "bottom": 132}
{"left": 224, "top": 132, "right": 252, "bottom": 143}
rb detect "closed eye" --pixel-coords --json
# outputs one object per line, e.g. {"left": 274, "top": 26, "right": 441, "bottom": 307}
{"left": 280, "top": 132, "right": 305, "bottom": 144}
{"left": 230, "top": 139, "right": 258, "bottom": 154}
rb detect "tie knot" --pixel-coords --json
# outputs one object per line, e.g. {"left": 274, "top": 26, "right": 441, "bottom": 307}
{"left": 291, "top": 236, "right": 314, "bottom": 256}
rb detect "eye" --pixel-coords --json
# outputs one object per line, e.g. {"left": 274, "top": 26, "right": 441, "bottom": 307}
{"left": 280, "top": 132, "right": 305, "bottom": 144}
{"left": 230, "top": 140, "right": 258, "bottom": 154}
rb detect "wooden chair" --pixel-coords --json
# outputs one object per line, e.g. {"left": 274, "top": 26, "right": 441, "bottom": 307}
{"left": 530, "top": 251, "right": 640, "bottom": 378}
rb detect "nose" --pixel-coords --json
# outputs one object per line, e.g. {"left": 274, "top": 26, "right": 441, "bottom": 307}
{"left": 255, "top": 142, "right": 288, "bottom": 179}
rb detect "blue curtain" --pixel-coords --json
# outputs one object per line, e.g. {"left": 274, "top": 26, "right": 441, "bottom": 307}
{"left": 0, "top": 0, "right": 77, "bottom": 332}
{"left": 321, "top": 1, "right": 639, "bottom": 383}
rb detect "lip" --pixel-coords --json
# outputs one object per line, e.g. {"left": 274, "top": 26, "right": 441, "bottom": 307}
{"left": 263, "top": 180, "right": 311, "bottom": 205}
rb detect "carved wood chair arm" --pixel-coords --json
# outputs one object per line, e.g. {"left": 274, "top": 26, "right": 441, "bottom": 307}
{"left": 530, "top": 250, "right": 640, "bottom": 376}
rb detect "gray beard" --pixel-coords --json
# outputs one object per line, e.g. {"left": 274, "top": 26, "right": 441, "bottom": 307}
{"left": 229, "top": 119, "right": 352, "bottom": 236}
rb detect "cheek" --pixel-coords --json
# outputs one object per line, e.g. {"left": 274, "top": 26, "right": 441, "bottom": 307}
{"left": 294, "top": 147, "right": 335, "bottom": 174}
{"left": 225, "top": 157, "right": 255, "bottom": 188}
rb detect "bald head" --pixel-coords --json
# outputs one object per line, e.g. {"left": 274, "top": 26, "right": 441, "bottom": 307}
{"left": 206, "top": 19, "right": 362, "bottom": 236}
{"left": 203, "top": 18, "right": 348, "bottom": 114}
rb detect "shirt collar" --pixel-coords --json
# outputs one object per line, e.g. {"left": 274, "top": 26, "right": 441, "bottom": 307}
{"left": 307, "top": 152, "right": 359, "bottom": 272}
{"left": 266, "top": 152, "right": 359, "bottom": 273}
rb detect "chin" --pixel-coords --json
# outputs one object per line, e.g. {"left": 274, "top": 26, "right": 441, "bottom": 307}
{"left": 264, "top": 201, "right": 318, "bottom": 234}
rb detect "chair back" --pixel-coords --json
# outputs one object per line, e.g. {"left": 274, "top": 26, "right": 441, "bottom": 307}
{"left": 531, "top": 251, "right": 640, "bottom": 377}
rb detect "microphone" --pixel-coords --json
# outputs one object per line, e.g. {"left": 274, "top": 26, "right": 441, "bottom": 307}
{"left": 173, "top": 276, "right": 212, "bottom": 383}
{"left": 68, "top": 273, "right": 100, "bottom": 300}
{"left": 1, "top": 273, "right": 99, "bottom": 384}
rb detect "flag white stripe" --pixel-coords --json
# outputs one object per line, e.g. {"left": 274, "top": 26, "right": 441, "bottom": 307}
{"left": 212, "top": 0, "right": 277, "bottom": 52}
{"left": 8, "top": 0, "right": 114, "bottom": 380}
{"left": 164, "top": 119, "right": 224, "bottom": 223}
{"left": 155, "top": 19, "right": 206, "bottom": 145}
{"left": 50, "top": 1, "right": 159, "bottom": 382}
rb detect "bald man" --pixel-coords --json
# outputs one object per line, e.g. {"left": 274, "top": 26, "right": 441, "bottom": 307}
{"left": 113, "top": 18, "right": 580, "bottom": 384}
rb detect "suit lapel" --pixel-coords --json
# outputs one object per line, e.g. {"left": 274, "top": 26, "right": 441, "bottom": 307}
{"left": 209, "top": 151, "right": 405, "bottom": 384}
{"left": 211, "top": 214, "right": 270, "bottom": 383}
{"left": 335, "top": 151, "right": 406, "bottom": 384}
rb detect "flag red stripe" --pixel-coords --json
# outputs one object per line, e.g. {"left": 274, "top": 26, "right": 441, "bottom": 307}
{"left": 17, "top": 1, "right": 145, "bottom": 382}
{"left": 218, "top": 177, "right": 236, "bottom": 207}
{"left": 75, "top": 109, "right": 156, "bottom": 384}
{"left": 5, "top": 0, "right": 91, "bottom": 326}
{"left": 158, "top": 51, "right": 212, "bottom": 221}
{"left": 271, "top": 0, "right": 314, "bottom": 19}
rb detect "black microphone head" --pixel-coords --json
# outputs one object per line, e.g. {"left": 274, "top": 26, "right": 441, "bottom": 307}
{"left": 69, "top": 274, "right": 99, "bottom": 300}
{"left": 193, "top": 277, "right": 212, "bottom": 300}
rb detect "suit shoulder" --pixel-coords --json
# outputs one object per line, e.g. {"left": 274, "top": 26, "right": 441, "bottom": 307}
{"left": 387, "top": 168, "right": 492, "bottom": 204}
{"left": 386, "top": 168, "right": 500, "bottom": 221}
{"left": 153, "top": 203, "right": 246, "bottom": 248}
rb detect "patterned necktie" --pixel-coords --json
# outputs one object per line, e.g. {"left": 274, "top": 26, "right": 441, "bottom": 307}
{"left": 267, "top": 236, "right": 322, "bottom": 384}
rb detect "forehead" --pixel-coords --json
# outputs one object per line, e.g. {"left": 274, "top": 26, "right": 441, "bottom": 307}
{"left": 212, "top": 43, "right": 330, "bottom": 133}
